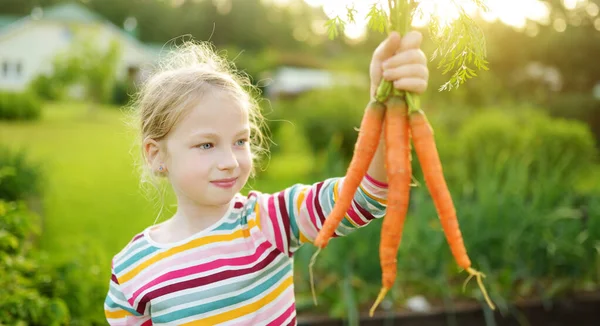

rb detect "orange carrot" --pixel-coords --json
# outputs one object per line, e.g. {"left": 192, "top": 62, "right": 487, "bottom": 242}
{"left": 309, "top": 100, "right": 385, "bottom": 306}
{"left": 313, "top": 100, "right": 386, "bottom": 249}
{"left": 369, "top": 96, "right": 412, "bottom": 317}
{"left": 409, "top": 109, "right": 495, "bottom": 310}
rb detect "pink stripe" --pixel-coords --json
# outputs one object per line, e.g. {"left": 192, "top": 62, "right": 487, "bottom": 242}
{"left": 267, "top": 303, "right": 296, "bottom": 326}
{"left": 121, "top": 237, "right": 254, "bottom": 294}
{"left": 266, "top": 196, "right": 285, "bottom": 253}
{"left": 305, "top": 188, "right": 318, "bottom": 229}
{"left": 248, "top": 284, "right": 295, "bottom": 326}
{"left": 126, "top": 239, "right": 271, "bottom": 299}
{"left": 346, "top": 201, "right": 367, "bottom": 226}
{"left": 365, "top": 173, "right": 388, "bottom": 188}
{"left": 131, "top": 241, "right": 272, "bottom": 302}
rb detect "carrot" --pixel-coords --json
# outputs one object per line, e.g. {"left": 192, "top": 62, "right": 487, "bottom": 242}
{"left": 309, "top": 100, "right": 385, "bottom": 306}
{"left": 313, "top": 100, "right": 386, "bottom": 249}
{"left": 409, "top": 109, "right": 495, "bottom": 310}
{"left": 369, "top": 95, "right": 412, "bottom": 317}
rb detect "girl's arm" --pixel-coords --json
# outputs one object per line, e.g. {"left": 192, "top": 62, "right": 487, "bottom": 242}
{"left": 104, "top": 269, "right": 151, "bottom": 325}
{"left": 252, "top": 174, "right": 387, "bottom": 256}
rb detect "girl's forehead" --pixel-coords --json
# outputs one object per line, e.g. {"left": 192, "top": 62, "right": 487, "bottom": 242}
{"left": 174, "top": 95, "right": 249, "bottom": 133}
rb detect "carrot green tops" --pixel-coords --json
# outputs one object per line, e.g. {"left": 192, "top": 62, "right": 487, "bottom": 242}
{"left": 104, "top": 175, "right": 388, "bottom": 325}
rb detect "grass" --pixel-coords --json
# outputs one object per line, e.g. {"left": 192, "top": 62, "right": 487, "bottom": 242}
{"left": 0, "top": 102, "right": 160, "bottom": 272}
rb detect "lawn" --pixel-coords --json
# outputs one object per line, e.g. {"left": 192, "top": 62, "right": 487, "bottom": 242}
{"left": 0, "top": 102, "right": 164, "bottom": 270}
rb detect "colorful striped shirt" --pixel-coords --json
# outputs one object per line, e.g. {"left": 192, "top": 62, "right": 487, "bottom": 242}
{"left": 104, "top": 175, "right": 388, "bottom": 325}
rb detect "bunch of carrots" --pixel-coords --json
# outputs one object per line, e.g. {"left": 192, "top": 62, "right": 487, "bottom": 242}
{"left": 309, "top": 0, "right": 495, "bottom": 317}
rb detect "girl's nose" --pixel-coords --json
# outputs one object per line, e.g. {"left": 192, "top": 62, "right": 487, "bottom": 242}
{"left": 217, "top": 149, "right": 239, "bottom": 171}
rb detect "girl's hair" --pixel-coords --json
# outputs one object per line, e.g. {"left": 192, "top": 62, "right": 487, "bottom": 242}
{"left": 125, "top": 40, "right": 269, "bottom": 218}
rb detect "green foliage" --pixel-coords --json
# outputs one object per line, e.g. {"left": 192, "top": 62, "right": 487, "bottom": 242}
{"left": 0, "top": 147, "right": 43, "bottom": 202}
{"left": 0, "top": 91, "right": 42, "bottom": 121}
{"left": 269, "top": 86, "right": 370, "bottom": 164}
{"left": 50, "top": 28, "right": 122, "bottom": 104}
{"left": 326, "top": 0, "right": 489, "bottom": 92}
{"left": 0, "top": 146, "right": 108, "bottom": 325}
{"left": 29, "top": 74, "right": 65, "bottom": 101}
{"left": 0, "top": 189, "right": 70, "bottom": 325}
{"left": 295, "top": 107, "right": 600, "bottom": 318}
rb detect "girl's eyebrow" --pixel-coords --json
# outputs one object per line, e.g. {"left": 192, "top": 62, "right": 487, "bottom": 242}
{"left": 236, "top": 128, "right": 250, "bottom": 136}
{"left": 190, "top": 132, "right": 218, "bottom": 139}
{"left": 190, "top": 128, "right": 249, "bottom": 139}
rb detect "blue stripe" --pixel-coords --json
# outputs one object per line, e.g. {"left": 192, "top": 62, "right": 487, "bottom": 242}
{"left": 105, "top": 292, "right": 140, "bottom": 316}
{"left": 114, "top": 246, "right": 159, "bottom": 274}
{"left": 153, "top": 263, "right": 292, "bottom": 323}
{"left": 152, "top": 255, "right": 287, "bottom": 313}
{"left": 287, "top": 185, "right": 300, "bottom": 246}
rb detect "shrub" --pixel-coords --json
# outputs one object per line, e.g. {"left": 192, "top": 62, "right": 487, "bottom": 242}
{"left": 0, "top": 147, "right": 43, "bottom": 202}
{"left": 0, "top": 200, "right": 70, "bottom": 326}
{"left": 296, "top": 107, "right": 600, "bottom": 318}
{"left": 0, "top": 91, "right": 42, "bottom": 121}
{"left": 269, "top": 85, "right": 370, "bottom": 163}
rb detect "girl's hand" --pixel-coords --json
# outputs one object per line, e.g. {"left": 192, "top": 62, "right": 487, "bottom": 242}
{"left": 370, "top": 31, "right": 429, "bottom": 97}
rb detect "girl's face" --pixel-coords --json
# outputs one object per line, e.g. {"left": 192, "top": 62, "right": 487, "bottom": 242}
{"left": 163, "top": 91, "right": 252, "bottom": 208}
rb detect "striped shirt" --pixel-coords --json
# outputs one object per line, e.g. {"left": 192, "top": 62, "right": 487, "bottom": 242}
{"left": 104, "top": 175, "right": 388, "bottom": 325}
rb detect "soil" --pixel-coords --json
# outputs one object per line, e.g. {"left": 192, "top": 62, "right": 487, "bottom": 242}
{"left": 297, "top": 291, "right": 600, "bottom": 326}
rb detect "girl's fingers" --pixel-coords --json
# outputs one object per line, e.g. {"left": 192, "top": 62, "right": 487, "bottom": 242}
{"left": 383, "top": 49, "right": 427, "bottom": 69}
{"left": 398, "top": 31, "right": 423, "bottom": 52}
{"left": 383, "top": 64, "right": 429, "bottom": 81}
{"left": 393, "top": 78, "right": 428, "bottom": 94}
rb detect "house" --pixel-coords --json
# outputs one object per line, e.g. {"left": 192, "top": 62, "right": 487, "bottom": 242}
{"left": 0, "top": 2, "right": 158, "bottom": 92}
{"left": 260, "top": 65, "right": 368, "bottom": 99}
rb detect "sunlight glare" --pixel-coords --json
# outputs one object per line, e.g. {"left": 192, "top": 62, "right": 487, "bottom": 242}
{"left": 302, "top": 0, "right": 553, "bottom": 38}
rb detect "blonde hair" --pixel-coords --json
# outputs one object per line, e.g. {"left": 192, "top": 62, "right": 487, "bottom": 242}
{"left": 126, "top": 40, "right": 269, "bottom": 218}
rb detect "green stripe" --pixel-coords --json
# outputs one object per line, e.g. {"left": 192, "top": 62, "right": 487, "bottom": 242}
{"left": 152, "top": 260, "right": 292, "bottom": 323}
{"left": 152, "top": 254, "right": 288, "bottom": 313}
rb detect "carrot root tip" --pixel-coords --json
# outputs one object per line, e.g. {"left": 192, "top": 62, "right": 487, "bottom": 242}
{"left": 309, "top": 248, "right": 321, "bottom": 306}
{"left": 410, "top": 175, "right": 420, "bottom": 187}
{"left": 465, "top": 267, "right": 495, "bottom": 311}
{"left": 369, "top": 287, "right": 389, "bottom": 317}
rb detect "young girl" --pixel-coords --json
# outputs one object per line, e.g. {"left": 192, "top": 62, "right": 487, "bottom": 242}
{"left": 104, "top": 30, "right": 429, "bottom": 325}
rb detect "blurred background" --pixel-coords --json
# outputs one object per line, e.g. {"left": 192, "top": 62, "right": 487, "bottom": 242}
{"left": 0, "top": 0, "right": 599, "bottom": 325}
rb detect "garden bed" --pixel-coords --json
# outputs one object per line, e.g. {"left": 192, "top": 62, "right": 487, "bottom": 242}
{"left": 298, "top": 291, "right": 600, "bottom": 326}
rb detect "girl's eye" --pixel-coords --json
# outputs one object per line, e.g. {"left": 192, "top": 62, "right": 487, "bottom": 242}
{"left": 196, "top": 143, "right": 213, "bottom": 150}
{"left": 235, "top": 139, "right": 248, "bottom": 146}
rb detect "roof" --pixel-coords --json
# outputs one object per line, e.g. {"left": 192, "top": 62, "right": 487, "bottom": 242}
{"left": 0, "top": 2, "right": 156, "bottom": 58}
{"left": 0, "top": 15, "right": 19, "bottom": 29}
{"left": 40, "top": 2, "right": 106, "bottom": 23}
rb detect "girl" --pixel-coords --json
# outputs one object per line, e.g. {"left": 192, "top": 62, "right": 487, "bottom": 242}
{"left": 104, "top": 31, "right": 428, "bottom": 325}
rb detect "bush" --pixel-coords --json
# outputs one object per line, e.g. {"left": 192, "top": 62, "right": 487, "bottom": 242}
{"left": 29, "top": 74, "right": 65, "bottom": 101}
{"left": 0, "top": 91, "right": 42, "bottom": 121}
{"left": 269, "top": 85, "right": 370, "bottom": 164}
{"left": 0, "top": 200, "right": 70, "bottom": 326}
{"left": 297, "top": 107, "right": 600, "bottom": 318}
{"left": 0, "top": 147, "right": 43, "bottom": 202}
{"left": 0, "top": 147, "right": 107, "bottom": 325}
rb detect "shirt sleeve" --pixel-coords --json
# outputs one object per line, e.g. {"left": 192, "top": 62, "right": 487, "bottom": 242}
{"left": 253, "top": 174, "right": 388, "bottom": 256}
{"left": 104, "top": 270, "right": 151, "bottom": 326}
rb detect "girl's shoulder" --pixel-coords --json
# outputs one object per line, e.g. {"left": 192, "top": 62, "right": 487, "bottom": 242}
{"left": 110, "top": 193, "right": 265, "bottom": 268}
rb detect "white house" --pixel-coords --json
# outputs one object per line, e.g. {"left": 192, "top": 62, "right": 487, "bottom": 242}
{"left": 0, "top": 2, "right": 158, "bottom": 92}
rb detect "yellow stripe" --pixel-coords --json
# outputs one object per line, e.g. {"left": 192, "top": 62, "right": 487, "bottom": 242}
{"left": 333, "top": 180, "right": 339, "bottom": 201}
{"left": 359, "top": 184, "right": 387, "bottom": 204}
{"left": 254, "top": 204, "right": 262, "bottom": 230}
{"left": 295, "top": 188, "right": 307, "bottom": 211}
{"left": 105, "top": 309, "right": 133, "bottom": 319}
{"left": 182, "top": 276, "right": 294, "bottom": 325}
{"left": 295, "top": 188, "right": 310, "bottom": 243}
{"left": 120, "top": 230, "right": 245, "bottom": 283}
{"left": 299, "top": 231, "right": 310, "bottom": 244}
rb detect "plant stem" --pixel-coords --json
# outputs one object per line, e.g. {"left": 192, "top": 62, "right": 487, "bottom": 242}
{"left": 375, "top": 0, "right": 421, "bottom": 113}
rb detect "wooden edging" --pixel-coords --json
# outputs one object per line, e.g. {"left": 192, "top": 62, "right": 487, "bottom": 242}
{"left": 298, "top": 291, "right": 600, "bottom": 326}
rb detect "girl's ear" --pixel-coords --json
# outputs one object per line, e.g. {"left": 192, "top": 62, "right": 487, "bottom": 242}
{"left": 143, "top": 137, "right": 165, "bottom": 173}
